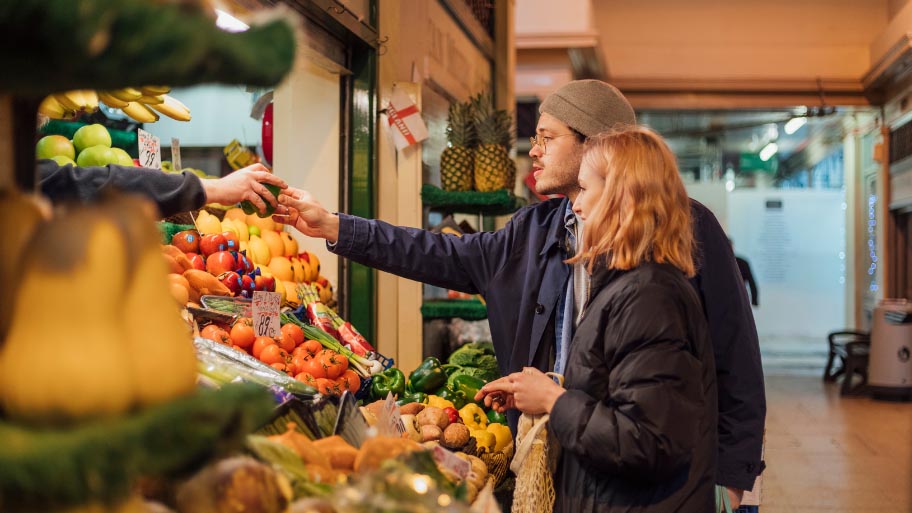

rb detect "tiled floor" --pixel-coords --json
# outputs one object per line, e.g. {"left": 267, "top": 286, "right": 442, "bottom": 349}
{"left": 760, "top": 374, "right": 912, "bottom": 513}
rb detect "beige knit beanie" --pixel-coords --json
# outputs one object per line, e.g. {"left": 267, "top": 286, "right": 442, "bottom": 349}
{"left": 539, "top": 80, "right": 636, "bottom": 137}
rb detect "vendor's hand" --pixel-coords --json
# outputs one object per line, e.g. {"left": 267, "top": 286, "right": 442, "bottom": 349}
{"left": 275, "top": 187, "right": 340, "bottom": 243}
{"left": 201, "top": 163, "right": 287, "bottom": 212}
{"left": 476, "top": 376, "right": 515, "bottom": 413}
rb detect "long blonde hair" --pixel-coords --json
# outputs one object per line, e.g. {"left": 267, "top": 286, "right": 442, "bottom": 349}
{"left": 570, "top": 127, "right": 695, "bottom": 277}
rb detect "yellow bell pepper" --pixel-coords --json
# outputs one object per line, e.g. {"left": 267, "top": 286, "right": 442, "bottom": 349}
{"left": 458, "top": 403, "right": 488, "bottom": 430}
{"left": 470, "top": 428, "right": 496, "bottom": 453}
{"left": 426, "top": 394, "right": 455, "bottom": 410}
{"left": 486, "top": 422, "right": 512, "bottom": 453}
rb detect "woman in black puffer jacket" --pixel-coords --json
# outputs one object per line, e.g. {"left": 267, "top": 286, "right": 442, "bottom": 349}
{"left": 478, "top": 127, "right": 717, "bottom": 513}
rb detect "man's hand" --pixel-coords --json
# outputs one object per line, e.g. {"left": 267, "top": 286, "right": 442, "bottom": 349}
{"left": 275, "top": 187, "right": 340, "bottom": 242}
{"left": 200, "top": 163, "right": 287, "bottom": 212}
{"left": 476, "top": 368, "right": 564, "bottom": 415}
{"left": 727, "top": 487, "right": 744, "bottom": 510}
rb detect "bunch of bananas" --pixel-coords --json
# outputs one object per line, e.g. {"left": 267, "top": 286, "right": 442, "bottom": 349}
{"left": 38, "top": 86, "right": 191, "bottom": 123}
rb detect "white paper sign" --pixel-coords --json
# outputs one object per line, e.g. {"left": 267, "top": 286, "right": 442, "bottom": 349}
{"left": 171, "top": 137, "right": 182, "bottom": 171}
{"left": 252, "top": 291, "right": 281, "bottom": 338}
{"left": 377, "top": 392, "right": 406, "bottom": 438}
{"left": 137, "top": 128, "right": 161, "bottom": 170}
{"left": 386, "top": 87, "right": 429, "bottom": 150}
{"left": 432, "top": 445, "right": 470, "bottom": 479}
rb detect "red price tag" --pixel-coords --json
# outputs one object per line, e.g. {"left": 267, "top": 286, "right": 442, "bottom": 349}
{"left": 137, "top": 129, "right": 161, "bottom": 170}
{"left": 432, "top": 445, "right": 470, "bottom": 479}
{"left": 252, "top": 291, "right": 281, "bottom": 338}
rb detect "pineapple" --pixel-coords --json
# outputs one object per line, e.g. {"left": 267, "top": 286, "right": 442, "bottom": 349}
{"left": 440, "top": 100, "right": 476, "bottom": 191}
{"left": 472, "top": 94, "right": 515, "bottom": 192}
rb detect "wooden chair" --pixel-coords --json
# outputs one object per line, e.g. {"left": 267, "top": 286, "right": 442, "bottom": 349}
{"left": 824, "top": 330, "right": 871, "bottom": 395}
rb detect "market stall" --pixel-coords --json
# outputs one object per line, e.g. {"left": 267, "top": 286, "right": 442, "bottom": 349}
{"left": 0, "top": 1, "right": 516, "bottom": 512}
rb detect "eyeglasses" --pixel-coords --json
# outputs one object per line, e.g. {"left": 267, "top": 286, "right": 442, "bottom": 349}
{"left": 529, "top": 133, "right": 576, "bottom": 155}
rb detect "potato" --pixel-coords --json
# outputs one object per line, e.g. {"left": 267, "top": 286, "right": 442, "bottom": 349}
{"left": 399, "top": 402, "right": 425, "bottom": 416}
{"left": 420, "top": 424, "right": 443, "bottom": 442}
{"left": 441, "top": 423, "right": 470, "bottom": 450}
{"left": 416, "top": 406, "right": 449, "bottom": 430}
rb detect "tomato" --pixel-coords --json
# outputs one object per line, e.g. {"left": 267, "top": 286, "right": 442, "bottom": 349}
{"left": 289, "top": 354, "right": 311, "bottom": 375}
{"left": 302, "top": 339, "right": 322, "bottom": 355}
{"left": 319, "top": 349, "right": 348, "bottom": 379}
{"left": 315, "top": 378, "right": 341, "bottom": 396}
{"left": 338, "top": 369, "right": 361, "bottom": 394}
{"left": 292, "top": 346, "right": 314, "bottom": 359}
{"left": 277, "top": 332, "right": 296, "bottom": 353}
{"left": 294, "top": 372, "right": 317, "bottom": 387}
{"left": 229, "top": 319, "right": 256, "bottom": 348}
{"left": 201, "top": 324, "right": 230, "bottom": 344}
{"left": 300, "top": 356, "right": 327, "bottom": 379}
{"left": 231, "top": 344, "right": 248, "bottom": 354}
{"left": 270, "top": 362, "right": 287, "bottom": 373}
{"left": 259, "top": 344, "right": 289, "bottom": 366}
{"left": 252, "top": 336, "right": 276, "bottom": 359}
{"left": 281, "top": 323, "right": 305, "bottom": 347}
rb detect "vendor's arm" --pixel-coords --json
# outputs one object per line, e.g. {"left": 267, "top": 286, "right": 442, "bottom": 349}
{"left": 38, "top": 161, "right": 286, "bottom": 218}
{"left": 548, "top": 285, "right": 709, "bottom": 481}
{"left": 38, "top": 159, "right": 204, "bottom": 217}
{"left": 278, "top": 188, "right": 518, "bottom": 294}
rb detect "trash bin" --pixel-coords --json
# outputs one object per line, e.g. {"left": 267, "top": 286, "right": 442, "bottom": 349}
{"left": 869, "top": 299, "right": 912, "bottom": 401}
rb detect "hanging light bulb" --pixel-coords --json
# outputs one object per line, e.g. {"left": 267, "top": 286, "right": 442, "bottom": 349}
{"left": 784, "top": 117, "right": 807, "bottom": 135}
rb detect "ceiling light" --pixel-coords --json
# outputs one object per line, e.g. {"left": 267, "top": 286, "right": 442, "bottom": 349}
{"left": 760, "top": 142, "right": 778, "bottom": 162}
{"left": 784, "top": 117, "right": 807, "bottom": 135}
{"left": 216, "top": 9, "right": 249, "bottom": 32}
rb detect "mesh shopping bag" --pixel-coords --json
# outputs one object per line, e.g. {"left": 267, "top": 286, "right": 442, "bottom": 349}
{"left": 510, "top": 372, "right": 563, "bottom": 513}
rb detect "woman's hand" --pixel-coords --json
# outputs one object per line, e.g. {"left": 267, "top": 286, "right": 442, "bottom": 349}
{"left": 274, "top": 187, "right": 340, "bottom": 242}
{"left": 475, "top": 376, "right": 516, "bottom": 413}
{"left": 476, "top": 368, "right": 565, "bottom": 415}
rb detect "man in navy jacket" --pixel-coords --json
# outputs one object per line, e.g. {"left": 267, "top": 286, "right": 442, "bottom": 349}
{"left": 277, "top": 80, "right": 765, "bottom": 508}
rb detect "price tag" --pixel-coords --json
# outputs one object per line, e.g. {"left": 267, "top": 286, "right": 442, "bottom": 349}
{"left": 137, "top": 128, "right": 161, "bottom": 170}
{"left": 252, "top": 291, "right": 281, "bottom": 337}
{"left": 171, "top": 137, "right": 182, "bottom": 171}
{"left": 377, "top": 392, "right": 406, "bottom": 438}
{"left": 431, "top": 445, "right": 471, "bottom": 479}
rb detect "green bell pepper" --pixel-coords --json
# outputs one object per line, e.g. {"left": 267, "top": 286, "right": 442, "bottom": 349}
{"left": 407, "top": 357, "right": 447, "bottom": 393}
{"left": 396, "top": 391, "right": 428, "bottom": 406}
{"left": 452, "top": 374, "right": 486, "bottom": 404}
{"left": 433, "top": 384, "right": 467, "bottom": 410}
{"left": 370, "top": 368, "right": 406, "bottom": 401}
{"left": 486, "top": 409, "right": 507, "bottom": 425}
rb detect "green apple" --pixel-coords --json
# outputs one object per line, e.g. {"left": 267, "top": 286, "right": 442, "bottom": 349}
{"left": 110, "top": 147, "right": 134, "bottom": 166}
{"left": 72, "top": 124, "right": 112, "bottom": 154}
{"left": 35, "top": 135, "right": 75, "bottom": 160}
{"left": 76, "top": 145, "right": 118, "bottom": 167}
{"left": 50, "top": 155, "right": 76, "bottom": 166}
{"left": 248, "top": 225, "right": 261, "bottom": 237}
